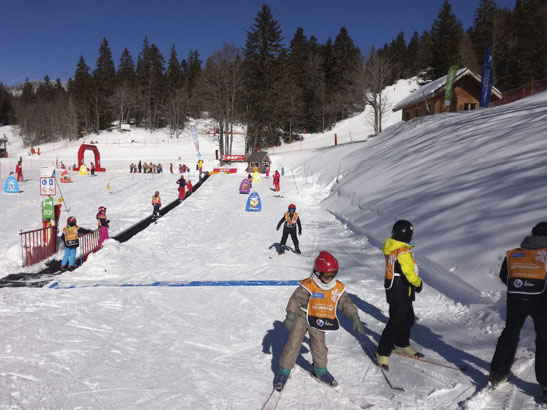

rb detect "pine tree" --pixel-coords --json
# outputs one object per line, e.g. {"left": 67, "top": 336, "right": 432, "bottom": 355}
{"left": 114, "top": 48, "right": 136, "bottom": 127}
{"left": 507, "top": 0, "right": 547, "bottom": 88}
{"left": 243, "top": 4, "right": 286, "bottom": 149}
{"left": 93, "top": 37, "right": 116, "bottom": 130}
{"left": 165, "top": 45, "right": 186, "bottom": 136}
{"left": 69, "top": 56, "right": 95, "bottom": 133}
{"left": 430, "top": 0, "right": 464, "bottom": 79}
{"left": 406, "top": 31, "right": 420, "bottom": 76}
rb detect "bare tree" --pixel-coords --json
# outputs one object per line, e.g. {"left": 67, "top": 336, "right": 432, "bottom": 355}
{"left": 112, "top": 80, "right": 136, "bottom": 127}
{"left": 363, "top": 49, "right": 394, "bottom": 135}
{"left": 198, "top": 43, "right": 244, "bottom": 158}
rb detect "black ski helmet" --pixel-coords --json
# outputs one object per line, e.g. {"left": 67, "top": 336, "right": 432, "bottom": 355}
{"left": 531, "top": 222, "right": 547, "bottom": 237}
{"left": 391, "top": 220, "right": 413, "bottom": 243}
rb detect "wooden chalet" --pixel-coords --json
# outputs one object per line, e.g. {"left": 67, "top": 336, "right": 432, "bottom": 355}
{"left": 393, "top": 68, "right": 502, "bottom": 121}
{"left": 247, "top": 151, "right": 271, "bottom": 173}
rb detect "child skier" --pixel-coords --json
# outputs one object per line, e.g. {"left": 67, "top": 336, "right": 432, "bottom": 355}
{"left": 96, "top": 206, "right": 110, "bottom": 247}
{"left": 274, "top": 251, "right": 365, "bottom": 391}
{"left": 187, "top": 179, "right": 193, "bottom": 195}
{"left": 152, "top": 191, "right": 162, "bottom": 218}
{"left": 60, "top": 216, "right": 91, "bottom": 271}
{"left": 376, "top": 220, "right": 424, "bottom": 371}
{"left": 276, "top": 204, "right": 302, "bottom": 254}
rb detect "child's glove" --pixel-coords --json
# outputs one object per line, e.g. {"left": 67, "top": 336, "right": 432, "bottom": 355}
{"left": 298, "top": 229, "right": 302, "bottom": 235}
{"left": 351, "top": 313, "right": 365, "bottom": 334}
{"left": 283, "top": 312, "right": 296, "bottom": 332}
{"left": 416, "top": 281, "right": 423, "bottom": 293}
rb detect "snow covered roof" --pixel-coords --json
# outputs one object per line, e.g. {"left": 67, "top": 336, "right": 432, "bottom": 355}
{"left": 392, "top": 68, "right": 502, "bottom": 111}
{"left": 247, "top": 151, "right": 270, "bottom": 162}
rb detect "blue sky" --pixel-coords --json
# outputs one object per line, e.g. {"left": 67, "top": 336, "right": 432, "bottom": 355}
{"left": 1, "top": 0, "right": 516, "bottom": 85}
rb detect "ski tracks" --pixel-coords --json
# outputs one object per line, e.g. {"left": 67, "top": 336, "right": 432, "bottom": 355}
{"left": 460, "top": 355, "right": 540, "bottom": 410}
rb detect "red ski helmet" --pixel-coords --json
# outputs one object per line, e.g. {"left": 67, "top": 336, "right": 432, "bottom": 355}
{"left": 288, "top": 204, "right": 296, "bottom": 212}
{"left": 313, "top": 251, "right": 338, "bottom": 278}
{"left": 67, "top": 216, "right": 77, "bottom": 226}
{"left": 155, "top": 191, "right": 160, "bottom": 196}
{"left": 98, "top": 206, "right": 106, "bottom": 213}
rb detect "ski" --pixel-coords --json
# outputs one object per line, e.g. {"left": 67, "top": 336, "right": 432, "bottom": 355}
{"left": 309, "top": 372, "right": 374, "bottom": 409}
{"left": 261, "top": 387, "right": 282, "bottom": 410}
{"left": 392, "top": 351, "right": 466, "bottom": 371}
{"left": 358, "top": 337, "right": 405, "bottom": 391}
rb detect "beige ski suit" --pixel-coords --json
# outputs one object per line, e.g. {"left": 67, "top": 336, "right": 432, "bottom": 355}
{"left": 279, "top": 283, "right": 358, "bottom": 369}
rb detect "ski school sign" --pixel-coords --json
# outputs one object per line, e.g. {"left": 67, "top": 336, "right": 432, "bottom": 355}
{"left": 222, "top": 155, "right": 246, "bottom": 162}
{"left": 210, "top": 168, "right": 237, "bottom": 174}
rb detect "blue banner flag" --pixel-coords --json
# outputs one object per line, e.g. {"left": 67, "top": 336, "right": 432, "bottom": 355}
{"left": 480, "top": 45, "right": 493, "bottom": 108}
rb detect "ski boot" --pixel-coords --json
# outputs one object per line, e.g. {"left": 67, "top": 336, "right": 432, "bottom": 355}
{"left": 487, "top": 371, "right": 507, "bottom": 390}
{"left": 294, "top": 246, "right": 301, "bottom": 255}
{"left": 60, "top": 265, "right": 68, "bottom": 272}
{"left": 311, "top": 366, "right": 338, "bottom": 387}
{"left": 68, "top": 265, "right": 76, "bottom": 271}
{"left": 395, "top": 345, "right": 424, "bottom": 358}
{"left": 275, "top": 368, "right": 290, "bottom": 391}
{"left": 376, "top": 353, "right": 389, "bottom": 371}
{"left": 278, "top": 245, "right": 285, "bottom": 255}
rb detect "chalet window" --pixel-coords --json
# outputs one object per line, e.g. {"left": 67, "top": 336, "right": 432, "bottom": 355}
{"left": 405, "top": 112, "right": 410, "bottom": 120}
{"left": 415, "top": 109, "right": 419, "bottom": 117}
{"left": 464, "top": 103, "right": 477, "bottom": 110}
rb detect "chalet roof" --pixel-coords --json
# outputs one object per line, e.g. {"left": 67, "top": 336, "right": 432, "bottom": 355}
{"left": 247, "top": 151, "right": 270, "bottom": 163}
{"left": 392, "top": 68, "right": 502, "bottom": 112}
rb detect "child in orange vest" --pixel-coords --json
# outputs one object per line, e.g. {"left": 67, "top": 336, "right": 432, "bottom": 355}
{"left": 60, "top": 216, "right": 91, "bottom": 271}
{"left": 152, "top": 191, "right": 162, "bottom": 218}
{"left": 274, "top": 251, "right": 365, "bottom": 391}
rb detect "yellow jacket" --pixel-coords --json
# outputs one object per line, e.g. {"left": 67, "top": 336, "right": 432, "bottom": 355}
{"left": 382, "top": 237, "right": 422, "bottom": 304}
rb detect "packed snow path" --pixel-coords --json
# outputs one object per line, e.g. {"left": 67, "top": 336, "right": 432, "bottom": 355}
{"left": 1, "top": 172, "right": 541, "bottom": 409}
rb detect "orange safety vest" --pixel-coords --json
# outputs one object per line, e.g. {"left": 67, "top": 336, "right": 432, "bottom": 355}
{"left": 299, "top": 277, "right": 346, "bottom": 332}
{"left": 152, "top": 196, "right": 161, "bottom": 205}
{"left": 506, "top": 248, "right": 547, "bottom": 295}
{"left": 284, "top": 211, "right": 299, "bottom": 228}
{"left": 384, "top": 246, "right": 415, "bottom": 289}
{"left": 63, "top": 225, "right": 80, "bottom": 247}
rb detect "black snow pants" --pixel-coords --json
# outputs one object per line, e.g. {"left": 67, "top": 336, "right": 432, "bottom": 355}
{"left": 280, "top": 227, "right": 299, "bottom": 250}
{"left": 490, "top": 294, "right": 547, "bottom": 385}
{"left": 377, "top": 303, "right": 415, "bottom": 356}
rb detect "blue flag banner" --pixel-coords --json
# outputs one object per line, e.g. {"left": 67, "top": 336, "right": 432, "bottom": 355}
{"left": 480, "top": 45, "right": 493, "bottom": 108}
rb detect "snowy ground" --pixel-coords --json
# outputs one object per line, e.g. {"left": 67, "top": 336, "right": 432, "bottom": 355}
{"left": 0, "top": 88, "right": 546, "bottom": 409}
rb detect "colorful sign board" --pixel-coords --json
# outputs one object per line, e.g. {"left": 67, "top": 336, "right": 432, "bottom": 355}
{"left": 40, "top": 177, "right": 56, "bottom": 196}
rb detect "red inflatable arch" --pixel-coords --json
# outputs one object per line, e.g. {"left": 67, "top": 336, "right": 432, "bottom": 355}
{"left": 77, "top": 144, "right": 106, "bottom": 172}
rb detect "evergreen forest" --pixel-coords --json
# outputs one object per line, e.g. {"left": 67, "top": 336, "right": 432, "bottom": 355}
{"left": 1, "top": 0, "right": 545, "bottom": 155}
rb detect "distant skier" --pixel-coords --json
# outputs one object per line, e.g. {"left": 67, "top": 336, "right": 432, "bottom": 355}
{"left": 90, "top": 162, "right": 96, "bottom": 176}
{"left": 96, "top": 206, "right": 110, "bottom": 246}
{"left": 15, "top": 159, "right": 24, "bottom": 182}
{"left": 488, "top": 221, "right": 547, "bottom": 404}
{"left": 60, "top": 216, "right": 91, "bottom": 271}
{"left": 176, "top": 175, "right": 187, "bottom": 199}
{"left": 376, "top": 220, "right": 423, "bottom": 371}
{"left": 274, "top": 251, "right": 365, "bottom": 391}
{"left": 276, "top": 204, "right": 302, "bottom": 254}
{"left": 152, "top": 191, "right": 162, "bottom": 218}
{"left": 273, "top": 170, "right": 280, "bottom": 192}
{"left": 186, "top": 179, "right": 193, "bottom": 195}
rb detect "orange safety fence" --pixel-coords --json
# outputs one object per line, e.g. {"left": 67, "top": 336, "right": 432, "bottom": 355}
{"left": 491, "top": 77, "right": 547, "bottom": 107}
